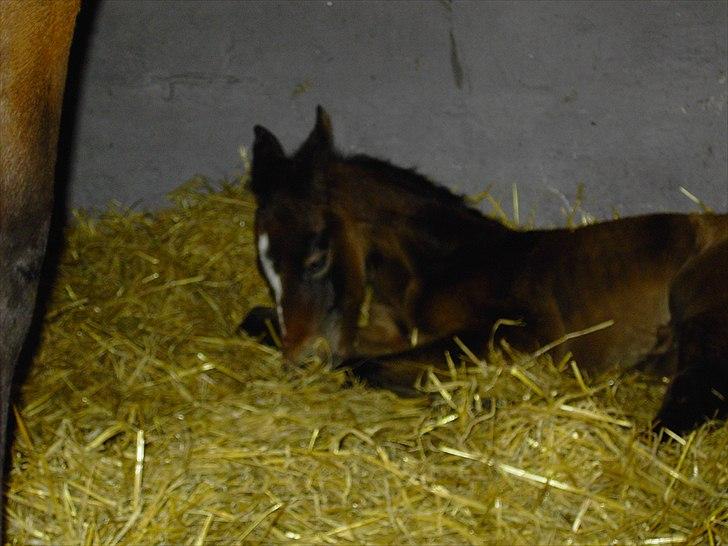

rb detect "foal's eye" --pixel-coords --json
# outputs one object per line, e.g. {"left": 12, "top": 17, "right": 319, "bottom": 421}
{"left": 304, "top": 238, "right": 332, "bottom": 279}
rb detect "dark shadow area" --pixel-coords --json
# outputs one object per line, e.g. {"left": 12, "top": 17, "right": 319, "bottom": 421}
{"left": 8, "top": 0, "right": 101, "bottom": 458}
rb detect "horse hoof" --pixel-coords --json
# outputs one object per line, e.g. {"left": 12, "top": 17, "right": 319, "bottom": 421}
{"left": 238, "top": 306, "right": 280, "bottom": 347}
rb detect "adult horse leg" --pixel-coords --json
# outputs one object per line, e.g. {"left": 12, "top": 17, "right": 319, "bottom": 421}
{"left": 656, "top": 240, "right": 728, "bottom": 433}
{"left": 0, "top": 0, "right": 79, "bottom": 528}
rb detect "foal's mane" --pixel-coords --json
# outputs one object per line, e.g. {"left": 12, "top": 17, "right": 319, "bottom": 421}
{"left": 331, "top": 152, "right": 513, "bottom": 264}
{"left": 341, "top": 153, "right": 480, "bottom": 218}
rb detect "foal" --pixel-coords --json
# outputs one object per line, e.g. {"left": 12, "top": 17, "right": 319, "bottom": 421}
{"left": 240, "top": 107, "right": 728, "bottom": 434}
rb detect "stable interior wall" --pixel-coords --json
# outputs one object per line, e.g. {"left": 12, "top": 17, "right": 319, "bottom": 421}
{"left": 63, "top": 0, "right": 727, "bottom": 224}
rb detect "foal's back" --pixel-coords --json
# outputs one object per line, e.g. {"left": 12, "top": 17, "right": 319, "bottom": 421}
{"left": 519, "top": 213, "right": 728, "bottom": 371}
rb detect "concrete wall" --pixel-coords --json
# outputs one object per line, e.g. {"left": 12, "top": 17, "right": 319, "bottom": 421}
{"left": 63, "top": 0, "right": 727, "bottom": 224}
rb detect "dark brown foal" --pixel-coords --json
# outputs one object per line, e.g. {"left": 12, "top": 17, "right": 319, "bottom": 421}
{"left": 241, "top": 107, "right": 728, "bottom": 434}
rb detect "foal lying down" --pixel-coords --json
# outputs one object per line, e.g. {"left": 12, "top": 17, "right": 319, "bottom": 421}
{"left": 240, "top": 107, "right": 728, "bottom": 434}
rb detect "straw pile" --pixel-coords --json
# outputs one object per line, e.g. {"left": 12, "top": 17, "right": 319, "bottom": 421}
{"left": 5, "top": 175, "right": 727, "bottom": 544}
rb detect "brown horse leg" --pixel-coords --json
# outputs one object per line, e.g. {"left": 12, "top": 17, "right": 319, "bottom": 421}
{"left": 0, "top": 0, "right": 79, "bottom": 530}
{"left": 345, "top": 357, "right": 431, "bottom": 396}
{"left": 344, "top": 337, "right": 471, "bottom": 396}
{"left": 656, "top": 312, "right": 728, "bottom": 432}
{"left": 656, "top": 242, "right": 728, "bottom": 433}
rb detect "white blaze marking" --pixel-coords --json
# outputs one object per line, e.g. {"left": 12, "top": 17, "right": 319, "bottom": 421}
{"left": 257, "top": 232, "right": 286, "bottom": 336}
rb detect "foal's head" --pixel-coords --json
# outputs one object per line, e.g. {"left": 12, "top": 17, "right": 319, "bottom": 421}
{"left": 249, "top": 107, "right": 367, "bottom": 363}
{"left": 249, "top": 107, "right": 490, "bottom": 364}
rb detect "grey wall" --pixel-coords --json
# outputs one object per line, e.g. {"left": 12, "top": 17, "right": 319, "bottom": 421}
{"left": 66, "top": 0, "right": 727, "bottom": 224}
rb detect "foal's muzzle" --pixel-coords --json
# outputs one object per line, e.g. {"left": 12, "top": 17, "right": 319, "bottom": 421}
{"left": 282, "top": 336, "right": 337, "bottom": 365}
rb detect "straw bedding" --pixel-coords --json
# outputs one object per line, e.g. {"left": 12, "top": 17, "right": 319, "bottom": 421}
{"left": 5, "top": 176, "right": 727, "bottom": 544}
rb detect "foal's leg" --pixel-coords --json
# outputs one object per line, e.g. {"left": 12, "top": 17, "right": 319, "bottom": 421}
{"left": 239, "top": 306, "right": 456, "bottom": 395}
{"left": 237, "top": 306, "right": 424, "bottom": 393}
{"left": 344, "top": 336, "right": 475, "bottom": 396}
{"left": 656, "top": 241, "right": 728, "bottom": 433}
{"left": 344, "top": 357, "right": 431, "bottom": 397}
{"left": 656, "top": 314, "right": 728, "bottom": 432}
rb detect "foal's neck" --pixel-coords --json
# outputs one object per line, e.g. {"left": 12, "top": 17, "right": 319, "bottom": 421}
{"left": 331, "top": 157, "right": 527, "bottom": 276}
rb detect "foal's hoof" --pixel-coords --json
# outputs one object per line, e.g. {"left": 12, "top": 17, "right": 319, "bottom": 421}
{"left": 238, "top": 306, "right": 280, "bottom": 347}
{"left": 343, "top": 358, "right": 423, "bottom": 397}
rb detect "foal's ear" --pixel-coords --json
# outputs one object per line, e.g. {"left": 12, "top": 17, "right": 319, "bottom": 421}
{"left": 253, "top": 125, "right": 285, "bottom": 164}
{"left": 296, "top": 106, "right": 334, "bottom": 160}
{"left": 313, "top": 105, "right": 333, "bottom": 147}
{"left": 251, "top": 125, "right": 286, "bottom": 198}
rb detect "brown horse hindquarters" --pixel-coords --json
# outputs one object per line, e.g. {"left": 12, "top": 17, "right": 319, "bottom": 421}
{"left": 0, "top": 0, "right": 79, "bottom": 529}
{"left": 519, "top": 215, "right": 719, "bottom": 373}
{"left": 407, "top": 215, "right": 697, "bottom": 371}
{"left": 542, "top": 213, "right": 728, "bottom": 431}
